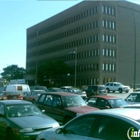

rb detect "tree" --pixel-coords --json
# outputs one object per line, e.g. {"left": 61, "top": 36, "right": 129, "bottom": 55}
{"left": 38, "top": 60, "right": 73, "bottom": 86}
{"left": 1, "top": 65, "right": 26, "bottom": 81}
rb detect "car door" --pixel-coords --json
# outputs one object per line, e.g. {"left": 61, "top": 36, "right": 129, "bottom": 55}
{"left": 0, "top": 103, "right": 7, "bottom": 138}
{"left": 50, "top": 95, "right": 65, "bottom": 123}
{"left": 36, "top": 94, "right": 54, "bottom": 117}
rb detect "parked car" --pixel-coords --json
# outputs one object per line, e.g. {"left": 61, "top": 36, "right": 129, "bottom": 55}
{"left": 82, "top": 85, "right": 107, "bottom": 97}
{"left": 2, "top": 84, "right": 31, "bottom": 100}
{"left": 36, "top": 108, "right": 140, "bottom": 140}
{"left": 30, "top": 86, "right": 48, "bottom": 92}
{"left": 48, "top": 87, "right": 64, "bottom": 92}
{"left": 125, "top": 92, "right": 140, "bottom": 104}
{"left": 105, "top": 82, "right": 130, "bottom": 93}
{"left": 36, "top": 92, "right": 99, "bottom": 124}
{"left": 64, "top": 87, "right": 87, "bottom": 100}
{"left": 24, "top": 90, "right": 47, "bottom": 103}
{"left": 86, "top": 95, "right": 128, "bottom": 109}
{"left": 60, "top": 86, "right": 73, "bottom": 91}
{"left": 0, "top": 100, "right": 59, "bottom": 140}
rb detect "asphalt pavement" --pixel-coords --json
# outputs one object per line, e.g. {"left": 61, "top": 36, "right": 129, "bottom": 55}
{"left": 107, "top": 88, "right": 134, "bottom": 99}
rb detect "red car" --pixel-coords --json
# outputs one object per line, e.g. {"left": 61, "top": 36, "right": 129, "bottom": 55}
{"left": 86, "top": 95, "right": 128, "bottom": 109}
{"left": 36, "top": 92, "right": 99, "bottom": 124}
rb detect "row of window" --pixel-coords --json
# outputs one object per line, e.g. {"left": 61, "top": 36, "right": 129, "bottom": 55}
{"left": 76, "top": 64, "right": 99, "bottom": 72}
{"left": 103, "top": 49, "right": 116, "bottom": 57}
{"left": 64, "top": 78, "right": 99, "bottom": 86}
{"left": 103, "top": 34, "right": 116, "bottom": 43}
{"left": 28, "top": 21, "right": 100, "bottom": 49}
{"left": 102, "top": 6, "right": 115, "bottom": 15}
{"left": 102, "top": 63, "right": 115, "bottom": 71}
{"left": 102, "top": 20, "right": 115, "bottom": 29}
{"left": 27, "top": 35, "right": 100, "bottom": 54}
{"left": 27, "top": 6, "right": 98, "bottom": 40}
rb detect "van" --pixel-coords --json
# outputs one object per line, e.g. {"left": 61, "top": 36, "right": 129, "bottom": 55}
{"left": 3, "top": 84, "right": 30, "bottom": 100}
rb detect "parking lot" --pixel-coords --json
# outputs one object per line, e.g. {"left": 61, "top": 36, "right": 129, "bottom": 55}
{"left": 107, "top": 88, "right": 133, "bottom": 99}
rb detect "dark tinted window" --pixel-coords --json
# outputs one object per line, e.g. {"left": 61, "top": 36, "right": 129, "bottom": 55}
{"left": 93, "top": 116, "right": 138, "bottom": 140}
{"left": 65, "top": 115, "right": 96, "bottom": 137}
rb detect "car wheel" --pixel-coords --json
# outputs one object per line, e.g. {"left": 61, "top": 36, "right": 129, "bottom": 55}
{"left": 7, "top": 128, "right": 16, "bottom": 140}
{"left": 106, "top": 88, "right": 110, "bottom": 93}
{"left": 119, "top": 88, "right": 122, "bottom": 93}
{"left": 32, "top": 99, "right": 36, "bottom": 104}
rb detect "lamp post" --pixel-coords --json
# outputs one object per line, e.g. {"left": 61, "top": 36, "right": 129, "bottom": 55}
{"left": 67, "top": 73, "right": 70, "bottom": 85}
{"left": 133, "top": 14, "right": 137, "bottom": 91}
{"left": 74, "top": 48, "right": 77, "bottom": 87}
{"left": 35, "top": 30, "right": 38, "bottom": 85}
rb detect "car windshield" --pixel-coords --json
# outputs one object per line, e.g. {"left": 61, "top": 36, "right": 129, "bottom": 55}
{"left": 62, "top": 96, "right": 86, "bottom": 107}
{"left": 6, "top": 104, "right": 42, "bottom": 117}
{"left": 98, "top": 86, "right": 106, "bottom": 90}
{"left": 108, "top": 99, "right": 128, "bottom": 108}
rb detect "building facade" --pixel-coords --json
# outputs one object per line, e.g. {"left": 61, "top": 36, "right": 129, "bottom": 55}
{"left": 26, "top": 0, "right": 140, "bottom": 87}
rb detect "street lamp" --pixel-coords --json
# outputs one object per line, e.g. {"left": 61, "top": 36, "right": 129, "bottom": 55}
{"left": 74, "top": 48, "right": 77, "bottom": 87}
{"left": 35, "top": 30, "right": 39, "bottom": 85}
{"left": 133, "top": 13, "right": 137, "bottom": 91}
{"left": 67, "top": 73, "right": 70, "bottom": 85}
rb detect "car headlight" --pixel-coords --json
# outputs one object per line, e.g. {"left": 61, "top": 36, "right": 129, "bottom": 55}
{"left": 20, "top": 128, "right": 34, "bottom": 133}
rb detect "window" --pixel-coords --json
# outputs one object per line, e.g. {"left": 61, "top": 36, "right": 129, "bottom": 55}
{"left": 52, "top": 96, "right": 62, "bottom": 107}
{"left": 44, "top": 95, "right": 53, "bottom": 106}
{"left": 65, "top": 115, "right": 96, "bottom": 137}
{"left": 102, "top": 63, "right": 105, "bottom": 70}
{"left": 93, "top": 117, "right": 135, "bottom": 140}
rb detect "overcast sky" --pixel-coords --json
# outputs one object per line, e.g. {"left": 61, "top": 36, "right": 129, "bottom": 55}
{"left": 0, "top": 0, "right": 139, "bottom": 73}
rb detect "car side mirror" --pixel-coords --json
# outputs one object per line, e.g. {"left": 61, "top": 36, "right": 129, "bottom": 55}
{"left": 55, "top": 128, "right": 64, "bottom": 134}
{"left": 105, "top": 106, "right": 110, "bottom": 109}
{"left": 42, "top": 110, "right": 45, "bottom": 113}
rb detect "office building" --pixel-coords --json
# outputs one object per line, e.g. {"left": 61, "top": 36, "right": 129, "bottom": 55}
{"left": 26, "top": 0, "right": 140, "bottom": 87}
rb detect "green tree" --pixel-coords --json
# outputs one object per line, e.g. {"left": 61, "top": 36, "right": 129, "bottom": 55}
{"left": 38, "top": 60, "right": 73, "bottom": 86}
{"left": 1, "top": 65, "right": 26, "bottom": 81}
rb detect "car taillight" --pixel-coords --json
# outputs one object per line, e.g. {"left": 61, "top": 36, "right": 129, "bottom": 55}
{"left": 18, "top": 94, "right": 23, "bottom": 99}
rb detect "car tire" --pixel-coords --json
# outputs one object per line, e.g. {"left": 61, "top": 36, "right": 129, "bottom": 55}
{"left": 7, "top": 128, "right": 16, "bottom": 140}
{"left": 119, "top": 88, "right": 122, "bottom": 93}
{"left": 32, "top": 99, "right": 36, "bottom": 104}
{"left": 106, "top": 88, "right": 110, "bottom": 93}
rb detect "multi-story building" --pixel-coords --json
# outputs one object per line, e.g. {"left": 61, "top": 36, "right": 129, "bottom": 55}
{"left": 26, "top": 0, "right": 140, "bottom": 87}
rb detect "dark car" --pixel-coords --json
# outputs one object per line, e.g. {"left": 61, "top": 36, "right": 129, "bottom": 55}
{"left": 37, "top": 108, "right": 140, "bottom": 140}
{"left": 0, "top": 100, "right": 59, "bottom": 140}
{"left": 86, "top": 95, "right": 128, "bottom": 109}
{"left": 30, "top": 86, "right": 48, "bottom": 92}
{"left": 36, "top": 92, "right": 99, "bottom": 124}
{"left": 82, "top": 85, "right": 107, "bottom": 97}
{"left": 125, "top": 92, "right": 140, "bottom": 104}
{"left": 48, "top": 87, "right": 64, "bottom": 92}
{"left": 64, "top": 87, "right": 87, "bottom": 100}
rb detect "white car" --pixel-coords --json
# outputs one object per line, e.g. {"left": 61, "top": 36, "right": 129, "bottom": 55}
{"left": 105, "top": 82, "right": 130, "bottom": 93}
{"left": 36, "top": 108, "right": 140, "bottom": 140}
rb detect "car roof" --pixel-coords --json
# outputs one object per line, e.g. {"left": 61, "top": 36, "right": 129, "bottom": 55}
{"left": 92, "top": 95, "right": 121, "bottom": 99}
{"left": 0, "top": 100, "right": 32, "bottom": 105}
{"left": 87, "top": 108, "right": 140, "bottom": 121}
{"left": 41, "top": 92, "right": 78, "bottom": 96}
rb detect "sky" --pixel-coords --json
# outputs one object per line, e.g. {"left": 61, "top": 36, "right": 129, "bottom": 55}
{"left": 0, "top": 0, "right": 140, "bottom": 73}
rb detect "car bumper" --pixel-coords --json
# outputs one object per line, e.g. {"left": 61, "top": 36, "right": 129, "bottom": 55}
{"left": 19, "top": 131, "right": 43, "bottom": 140}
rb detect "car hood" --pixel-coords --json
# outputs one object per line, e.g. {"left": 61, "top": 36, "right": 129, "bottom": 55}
{"left": 9, "top": 115, "right": 59, "bottom": 128}
{"left": 65, "top": 105, "right": 99, "bottom": 114}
